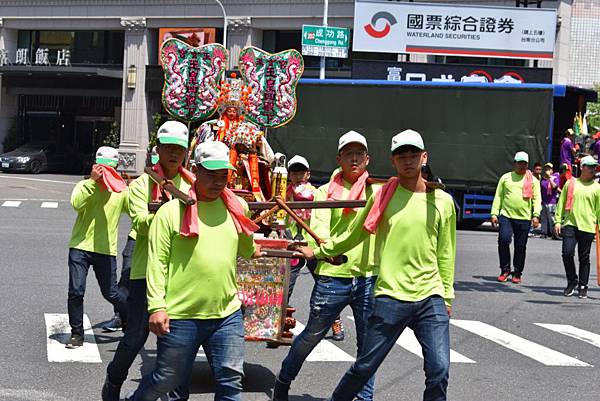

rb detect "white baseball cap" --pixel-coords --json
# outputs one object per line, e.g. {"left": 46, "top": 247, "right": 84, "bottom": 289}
{"left": 514, "top": 151, "right": 529, "bottom": 163}
{"left": 288, "top": 155, "right": 310, "bottom": 170}
{"left": 194, "top": 141, "right": 235, "bottom": 170}
{"left": 391, "top": 129, "right": 425, "bottom": 152}
{"left": 338, "top": 130, "right": 368, "bottom": 151}
{"left": 157, "top": 121, "right": 189, "bottom": 149}
{"left": 95, "top": 146, "right": 119, "bottom": 168}
{"left": 580, "top": 155, "right": 598, "bottom": 167}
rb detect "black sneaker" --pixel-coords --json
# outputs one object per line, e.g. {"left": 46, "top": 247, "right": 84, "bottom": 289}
{"left": 331, "top": 319, "right": 345, "bottom": 341}
{"left": 102, "top": 314, "right": 123, "bottom": 332}
{"left": 578, "top": 286, "right": 588, "bottom": 299}
{"left": 563, "top": 283, "right": 577, "bottom": 297}
{"left": 66, "top": 333, "right": 84, "bottom": 349}
{"left": 101, "top": 376, "right": 121, "bottom": 401}
{"left": 272, "top": 378, "right": 290, "bottom": 401}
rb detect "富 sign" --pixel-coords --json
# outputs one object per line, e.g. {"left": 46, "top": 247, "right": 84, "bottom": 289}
{"left": 301, "top": 25, "right": 350, "bottom": 58}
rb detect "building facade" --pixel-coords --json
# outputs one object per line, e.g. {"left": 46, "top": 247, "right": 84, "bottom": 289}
{"left": 0, "top": 0, "right": 577, "bottom": 172}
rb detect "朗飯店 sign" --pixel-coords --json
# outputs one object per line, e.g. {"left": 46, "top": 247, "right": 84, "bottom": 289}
{"left": 353, "top": 0, "right": 557, "bottom": 60}
{"left": 302, "top": 25, "right": 350, "bottom": 58}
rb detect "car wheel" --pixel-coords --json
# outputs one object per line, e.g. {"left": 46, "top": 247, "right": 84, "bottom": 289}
{"left": 29, "top": 160, "right": 42, "bottom": 174}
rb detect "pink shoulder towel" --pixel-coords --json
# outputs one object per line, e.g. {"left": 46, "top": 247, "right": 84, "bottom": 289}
{"left": 522, "top": 170, "right": 534, "bottom": 199}
{"left": 181, "top": 186, "right": 259, "bottom": 237}
{"left": 565, "top": 178, "right": 576, "bottom": 211}
{"left": 327, "top": 170, "right": 369, "bottom": 214}
{"left": 363, "top": 177, "right": 399, "bottom": 234}
{"left": 151, "top": 164, "right": 195, "bottom": 202}
{"left": 96, "top": 164, "right": 127, "bottom": 193}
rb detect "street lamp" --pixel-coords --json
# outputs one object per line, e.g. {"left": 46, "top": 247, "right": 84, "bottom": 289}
{"left": 214, "top": 0, "right": 228, "bottom": 49}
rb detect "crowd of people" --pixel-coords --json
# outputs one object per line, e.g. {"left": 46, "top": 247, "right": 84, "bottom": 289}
{"left": 63, "top": 119, "right": 600, "bottom": 401}
{"left": 490, "top": 128, "right": 600, "bottom": 300}
{"left": 65, "top": 123, "right": 455, "bottom": 401}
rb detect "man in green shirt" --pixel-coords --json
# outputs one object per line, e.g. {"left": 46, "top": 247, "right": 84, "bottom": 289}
{"left": 296, "top": 129, "right": 456, "bottom": 401}
{"left": 67, "top": 146, "right": 129, "bottom": 349}
{"left": 273, "top": 131, "right": 379, "bottom": 401}
{"left": 490, "top": 151, "right": 542, "bottom": 284}
{"left": 102, "top": 121, "right": 194, "bottom": 401}
{"left": 127, "top": 141, "right": 263, "bottom": 401}
{"left": 555, "top": 155, "right": 600, "bottom": 299}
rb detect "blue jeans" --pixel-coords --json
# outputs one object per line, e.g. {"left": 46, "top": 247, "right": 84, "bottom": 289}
{"left": 107, "top": 279, "right": 150, "bottom": 385}
{"left": 132, "top": 309, "right": 245, "bottom": 401}
{"left": 498, "top": 215, "right": 531, "bottom": 275}
{"left": 330, "top": 295, "right": 450, "bottom": 401}
{"left": 561, "top": 225, "right": 595, "bottom": 287}
{"left": 278, "top": 275, "right": 376, "bottom": 401}
{"left": 67, "top": 248, "right": 127, "bottom": 336}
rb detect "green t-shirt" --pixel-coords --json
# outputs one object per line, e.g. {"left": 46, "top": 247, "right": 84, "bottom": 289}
{"left": 146, "top": 197, "right": 255, "bottom": 319}
{"left": 309, "top": 179, "right": 379, "bottom": 278}
{"left": 555, "top": 178, "right": 600, "bottom": 234}
{"left": 315, "top": 185, "right": 456, "bottom": 306}
{"left": 491, "top": 171, "right": 542, "bottom": 220}
{"left": 129, "top": 173, "right": 191, "bottom": 280}
{"left": 68, "top": 179, "right": 129, "bottom": 256}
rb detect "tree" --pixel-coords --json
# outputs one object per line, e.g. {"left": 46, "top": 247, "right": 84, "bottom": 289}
{"left": 103, "top": 121, "right": 121, "bottom": 148}
{"left": 588, "top": 84, "right": 600, "bottom": 134}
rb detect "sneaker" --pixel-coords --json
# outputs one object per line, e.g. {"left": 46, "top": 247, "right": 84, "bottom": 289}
{"left": 101, "top": 376, "right": 121, "bottom": 401}
{"left": 511, "top": 274, "right": 522, "bottom": 284}
{"left": 102, "top": 314, "right": 122, "bottom": 332}
{"left": 497, "top": 271, "right": 511, "bottom": 282}
{"left": 578, "top": 286, "right": 588, "bottom": 299}
{"left": 272, "top": 378, "right": 290, "bottom": 401}
{"left": 65, "top": 333, "right": 84, "bottom": 349}
{"left": 563, "top": 283, "right": 577, "bottom": 297}
{"left": 331, "top": 319, "right": 345, "bottom": 341}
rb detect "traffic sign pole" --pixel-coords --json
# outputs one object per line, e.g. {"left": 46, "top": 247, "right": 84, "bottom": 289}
{"left": 320, "top": 0, "right": 328, "bottom": 80}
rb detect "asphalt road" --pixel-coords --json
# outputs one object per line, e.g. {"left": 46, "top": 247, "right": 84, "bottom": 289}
{"left": 1, "top": 172, "right": 599, "bottom": 401}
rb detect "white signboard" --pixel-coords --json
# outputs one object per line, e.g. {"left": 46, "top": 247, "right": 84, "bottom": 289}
{"left": 353, "top": 0, "right": 557, "bottom": 59}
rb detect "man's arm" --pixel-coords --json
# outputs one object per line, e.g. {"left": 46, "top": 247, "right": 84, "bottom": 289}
{"left": 532, "top": 177, "right": 542, "bottom": 220}
{"left": 308, "top": 186, "right": 333, "bottom": 248}
{"left": 490, "top": 176, "right": 505, "bottom": 220}
{"left": 437, "top": 200, "right": 457, "bottom": 307}
{"left": 129, "top": 175, "right": 155, "bottom": 236}
{"left": 70, "top": 179, "right": 98, "bottom": 211}
{"left": 314, "top": 194, "right": 374, "bottom": 260}
{"left": 237, "top": 198, "right": 257, "bottom": 259}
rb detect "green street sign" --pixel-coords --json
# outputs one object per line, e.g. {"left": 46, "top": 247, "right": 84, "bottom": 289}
{"left": 301, "top": 25, "right": 350, "bottom": 58}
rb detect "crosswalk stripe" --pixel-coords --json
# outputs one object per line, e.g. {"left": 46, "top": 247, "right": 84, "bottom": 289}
{"left": 451, "top": 319, "right": 592, "bottom": 367}
{"left": 347, "top": 315, "right": 475, "bottom": 364}
{"left": 44, "top": 313, "right": 102, "bottom": 363}
{"left": 41, "top": 202, "right": 59, "bottom": 209}
{"left": 1, "top": 200, "right": 21, "bottom": 207}
{"left": 291, "top": 322, "right": 355, "bottom": 362}
{"left": 195, "top": 345, "right": 207, "bottom": 362}
{"left": 535, "top": 323, "right": 600, "bottom": 349}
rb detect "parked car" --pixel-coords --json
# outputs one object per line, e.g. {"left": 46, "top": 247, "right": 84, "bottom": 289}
{"left": 0, "top": 142, "right": 82, "bottom": 174}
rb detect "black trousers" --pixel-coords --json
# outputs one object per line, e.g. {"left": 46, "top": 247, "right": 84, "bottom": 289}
{"left": 562, "top": 225, "right": 595, "bottom": 287}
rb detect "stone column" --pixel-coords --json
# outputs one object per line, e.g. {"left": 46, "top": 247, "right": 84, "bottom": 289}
{"left": 0, "top": 22, "right": 19, "bottom": 152}
{"left": 118, "top": 17, "right": 151, "bottom": 174}
{"left": 227, "top": 17, "right": 262, "bottom": 69}
{"left": 552, "top": 1, "right": 571, "bottom": 84}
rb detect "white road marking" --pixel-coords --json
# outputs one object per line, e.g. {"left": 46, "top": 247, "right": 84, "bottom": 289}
{"left": 347, "top": 315, "right": 475, "bottom": 364}
{"left": 0, "top": 175, "right": 77, "bottom": 185}
{"left": 44, "top": 313, "right": 102, "bottom": 363}
{"left": 536, "top": 323, "right": 600, "bottom": 349}
{"left": 1, "top": 200, "right": 21, "bottom": 207}
{"left": 41, "top": 202, "right": 59, "bottom": 209}
{"left": 451, "top": 319, "right": 591, "bottom": 367}
{"left": 291, "top": 322, "right": 355, "bottom": 362}
{"left": 195, "top": 345, "right": 207, "bottom": 361}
